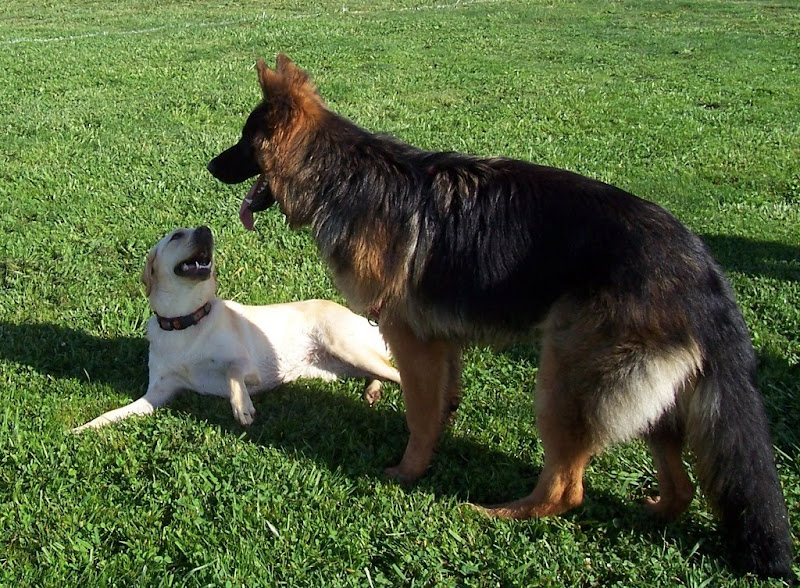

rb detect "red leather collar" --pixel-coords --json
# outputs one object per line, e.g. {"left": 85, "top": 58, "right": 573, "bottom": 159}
{"left": 156, "top": 301, "right": 212, "bottom": 331}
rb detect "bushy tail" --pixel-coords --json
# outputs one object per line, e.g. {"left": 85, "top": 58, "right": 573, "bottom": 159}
{"left": 686, "top": 316, "right": 794, "bottom": 580}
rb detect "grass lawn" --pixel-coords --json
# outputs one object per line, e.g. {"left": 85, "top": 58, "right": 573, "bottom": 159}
{"left": 1, "top": 0, "right": 799, "bottom": 585}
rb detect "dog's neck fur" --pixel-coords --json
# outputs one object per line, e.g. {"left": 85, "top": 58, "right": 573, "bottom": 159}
{"left": 148, "top": 278, "right": 216, "bottom": 324}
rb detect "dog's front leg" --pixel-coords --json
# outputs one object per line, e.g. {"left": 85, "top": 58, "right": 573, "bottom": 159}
{"left": 227, "top": 365, "right": 256, "bottom": 426}
{"left": 72, "top": 379, "right": 178, "bottom": 433}
{"left": 380, "top": 317, "right": 453, "bottom": 483}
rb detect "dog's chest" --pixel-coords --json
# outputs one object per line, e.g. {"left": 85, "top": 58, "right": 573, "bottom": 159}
{"left": 147, "top": 307, "right": 317, "bottom": 396}
{"left": 153, "top": 354, "right": 238, "bottom": 397}
{"left": 181, "top": 359, "right": 235, "bottom": 396}
{"left": 149, "top": 329, "right": 251, "bottom": 395}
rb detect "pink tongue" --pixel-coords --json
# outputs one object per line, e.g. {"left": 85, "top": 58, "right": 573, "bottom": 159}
{"left": 239, "top": 175, "right": 264, "bottom": 231}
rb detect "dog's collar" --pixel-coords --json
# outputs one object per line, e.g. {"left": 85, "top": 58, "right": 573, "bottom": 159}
{"left": 367, "top": 301, "right": 383, "bottom": 327}
{"left": 156, "top": 301, "right": 213, "bottom": 331}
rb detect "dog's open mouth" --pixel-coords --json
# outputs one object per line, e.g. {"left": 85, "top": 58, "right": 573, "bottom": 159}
{"left": 174, "top": 251, "right": 213, "bottom": 279}
{"left": 239, "top": 174, "right": 276, "bottom": 231}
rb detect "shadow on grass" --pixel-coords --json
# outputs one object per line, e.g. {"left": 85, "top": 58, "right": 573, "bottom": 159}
{"left": 172, "top": 381, "right": 730, "bottom": 570}
{"left": 0, "top": 321, "right": 148, "bottom": 398}
{"left": 700, "top": 234, "right": 800, "bottom": 449}
{"left": 701, "top": 234, "right": 800, "bottom": 283}
{"left": 0, "top": 319, "right": 793, "bottom": 573}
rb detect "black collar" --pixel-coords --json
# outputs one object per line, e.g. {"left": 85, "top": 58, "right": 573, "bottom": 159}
{"left": 156, "top": 301, "right": 213, "bottom": 331}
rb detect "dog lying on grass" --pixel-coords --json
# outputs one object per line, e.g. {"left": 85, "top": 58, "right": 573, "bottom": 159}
{"left": 73, "top": 226, "right": 400, "bottom": 432}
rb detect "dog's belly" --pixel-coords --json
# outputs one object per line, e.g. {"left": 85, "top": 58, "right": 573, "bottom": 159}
{"left": 246, "top": 367, "right": 284, "bottom": 395}
{"left": 181, "top": 364, "right": 239, "bottom": 398}
{"left": 253, "top": 351, "right": 339, "bottom": 389}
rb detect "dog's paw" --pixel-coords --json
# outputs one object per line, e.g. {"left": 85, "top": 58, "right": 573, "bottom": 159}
{"left": 362, "top": 380, "right": 383, "bottom": 406}
{"left": 465, "top": 502, "right": 492, "bottom": 516}
{"left": 232, "top": 399, "right": 256, "bottom": 426}
{"left": 70, "top": 418, "right": 107, "bottom": 433}
{"left": 384, "top": 463, "right": 425, "bottom": 485}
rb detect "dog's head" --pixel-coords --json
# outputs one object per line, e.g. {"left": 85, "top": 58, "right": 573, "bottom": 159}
{"left": 206, "top": 54, "right": 325, "bottom": 231}
{"left": 142, "top": 226, "right": 216, "bottom": 313}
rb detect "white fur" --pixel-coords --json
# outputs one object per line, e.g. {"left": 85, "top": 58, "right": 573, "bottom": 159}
{"left": 73, "top": 227, "right": 400, "bottom": 432}
{"left": 593, "top": 344, "right": 702, "bottom": 446}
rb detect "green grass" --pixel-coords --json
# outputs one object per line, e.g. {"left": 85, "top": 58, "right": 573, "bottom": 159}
{"left": 1, "top": 0, "right": 799, "bottom": 585}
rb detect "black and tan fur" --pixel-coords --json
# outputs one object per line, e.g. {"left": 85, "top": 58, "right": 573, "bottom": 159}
{"left": 207, "top": 55, "right": 794, "bottom": 580}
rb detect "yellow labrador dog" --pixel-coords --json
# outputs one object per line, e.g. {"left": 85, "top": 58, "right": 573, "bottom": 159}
{"left": 74, "top": 226, "right": 400, "bottom": 432}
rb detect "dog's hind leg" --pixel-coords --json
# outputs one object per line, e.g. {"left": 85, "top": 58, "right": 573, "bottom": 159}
{"left": 344, "top": 347, "right": 401, "bottom": 384}
{"left": 643, "top": 412, "right": 694, "bottom": 521}
{"left": 481, "top": 341, "right": 594, "bottom": 518}
{"left": 319, "top": 323, "right": 402, "bottom": 406}
{"left": 363, "top": 379, "right": 384, "bottom": 407}
{"left": 380, "top": 317, "right": 454, "bottom": 483}
{"left": 318, "top": 322, "right": 402, "bottom": 386}
{"left": 340, "top": 346, "right": 401, "bottom": 385}
{"left": 482, "top": 314, "right": 701, "bottom": 520}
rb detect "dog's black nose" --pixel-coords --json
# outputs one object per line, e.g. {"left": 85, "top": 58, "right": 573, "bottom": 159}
{"left": 193, "top": 226, "right": 214, "bottom": 249}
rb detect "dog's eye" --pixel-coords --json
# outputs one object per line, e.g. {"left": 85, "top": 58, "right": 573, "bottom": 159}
{"left": 169, "top": 232, "right": 184, "bottom": 242}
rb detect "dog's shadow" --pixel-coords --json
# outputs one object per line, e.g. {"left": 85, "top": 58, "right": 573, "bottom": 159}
{"left": 182, "top": 379, "right": 730, "bottom": 564}
{"left": 0, "top": 320, "right": 149, "bottom": 398}
{"left": 7, "top": 315, "right": 795, "bottom": 571}
{"left": 0, "top": 320, "right": 535, "bottom": 498}
{"left": 0, "top": 320, "right": 540, "bottom": 505}
{"left": 1, "top": 319, "right": 733, "bottom": 569}
{"left": 701, "top": 234, "right": 800, "bottom": 283}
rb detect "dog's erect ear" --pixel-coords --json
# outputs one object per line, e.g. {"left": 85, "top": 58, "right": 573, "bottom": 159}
{"left": 275, "top": 53, "right": 310, "bottom": 85}
{"left": 257, "top": 55, "right": 323, "bottom": 119}
{"left": 274, "top": 54, "right": 319, "bottom": 98}
{"left": 256, "top": 58, "right": 282, "bottom": 97}
{"left": 275, "top": 53, "right": 292, "bottom": 73}
{"left": 141, "top": 247, "right": 158, "bottom": 297}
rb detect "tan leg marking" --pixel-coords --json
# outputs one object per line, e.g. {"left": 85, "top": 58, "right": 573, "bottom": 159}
{"left": 645, "top": 436, "right": 694, "bottom": 521}
{"left": 480, "top": 341, "right": 594, "bottom": 518}
{"left": 380, "top": 317, "right": 454, "bottom": 483}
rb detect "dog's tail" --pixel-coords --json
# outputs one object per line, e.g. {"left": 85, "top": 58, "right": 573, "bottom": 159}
{"left": 686, "top": 269, "right": 794, "bottom": 581}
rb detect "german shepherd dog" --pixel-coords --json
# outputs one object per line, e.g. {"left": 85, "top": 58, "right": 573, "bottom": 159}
{"left": 207, "top": 55, "right": 794, "bottom": 580}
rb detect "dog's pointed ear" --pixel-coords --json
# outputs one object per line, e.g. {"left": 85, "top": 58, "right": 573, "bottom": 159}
{"left": 275, "top": 53, "right": 292, "bottom": 73}
{"left": 256, "top": 58, "right": 282, "bottom": 97}
{"left": 258, "top": 55, "right": 323, "bottom": 119}
{"left": 141, "top": 247, "right": 158, "bottom": 297}
{"left": 276, "top": 53, "right": 312, "bottom": 87}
